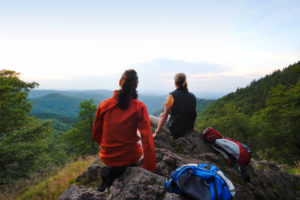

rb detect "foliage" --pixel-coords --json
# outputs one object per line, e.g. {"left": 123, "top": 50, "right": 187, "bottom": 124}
{"left": 61, "top": 99, "right": 98, "bottom": 156}
{"left": 0, "top": 70, "right": 38, "bottom": 135}
{"left": 0, "top": 119, "right": 52, "bottom": 183}
{"left": 17, "top": 156, "right": 95, "bottom": 200}
{"left": 30, "top": 93, "right": 83, "bottom": 117}
{"left": 196, "top": 103, "right": 252, "bottom": 143}
{"left": 32, "top": 113, "right": 78, "bottom": 135}
{"left": 284, "top": 162, "right": 300, "bottom": 175}
{"left": 195, "top": 98, "right": 215, "bottom": 113}
{"left": 195, "top": 61, "right": 300, "bottom": 165}
{"left": 0, "top": 70, "right": 68, "bottom": 184}
{"left": 256, "top": 82, "right": 300, "bottom": 163}
{"left": 0, "top": 156, "right": 95, "bottom": 200}
{"left": 0, "top": 70, "right": 99, "bottom": 197}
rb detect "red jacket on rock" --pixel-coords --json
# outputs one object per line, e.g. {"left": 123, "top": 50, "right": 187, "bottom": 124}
{"left": 92, "top": 91, "right": 156, "bottom": 172}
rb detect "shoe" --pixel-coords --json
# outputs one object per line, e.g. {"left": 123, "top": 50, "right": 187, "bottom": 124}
{"left": 97, "top": 182, "right": 107, "bottom": 192}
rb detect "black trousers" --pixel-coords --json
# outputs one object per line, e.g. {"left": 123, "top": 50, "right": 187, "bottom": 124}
{"left": 100, "top": 165, "right": 127, "bottom": 188}
{"left": 100, "top": 157, "right": 143, "bottom": 188}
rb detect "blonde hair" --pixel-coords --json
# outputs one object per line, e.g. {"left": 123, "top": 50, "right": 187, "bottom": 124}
{"left": 175, "top": 73, "right": 188, "bottom": 92}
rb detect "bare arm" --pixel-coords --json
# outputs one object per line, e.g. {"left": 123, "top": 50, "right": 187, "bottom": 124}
{"left": 154, "top": 105, "right": 171, "bottom": 136}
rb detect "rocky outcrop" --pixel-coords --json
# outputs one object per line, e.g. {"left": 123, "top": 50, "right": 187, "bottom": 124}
{"left": 58, "top": 162, "right": 185, "bottom": 200}
{"left": 59, "top": 131, "right": 300, "bottom": 200}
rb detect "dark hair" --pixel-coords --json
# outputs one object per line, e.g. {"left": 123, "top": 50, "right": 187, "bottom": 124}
{"left": 117, "top": 69, "right": 138, "bottom": 110}
{"left": 175, "top": 73, "right": 188, "bottom": 92}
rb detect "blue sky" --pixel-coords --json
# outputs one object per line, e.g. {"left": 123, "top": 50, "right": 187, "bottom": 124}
{"left": 0, "top": 0, "right": 299, "bottom": 95}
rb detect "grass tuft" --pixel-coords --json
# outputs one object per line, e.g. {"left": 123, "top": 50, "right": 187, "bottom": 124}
{"left": 18, "top": 156, "right": 96, "bottom": 200}
{"left": 0, "top": 155, "right": 96, "bottom": 200}
{"left": 284, "top": 161, "right": 300, "bottom": 175}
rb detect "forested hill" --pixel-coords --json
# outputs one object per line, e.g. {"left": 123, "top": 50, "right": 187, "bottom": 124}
{"left": 29, "top": 90, "right": 214, "bottom": 116}
{"left": 222, "top": 61, "right": 300, "bottom": 115}
{"left": 195, "top": 61, "right": 300, "bottom": 165}
{"left": 29, "top": 90, "right": 167, "bottom": 115}
{"left": 30, "top": 93, "right": 83, "bottom": 116}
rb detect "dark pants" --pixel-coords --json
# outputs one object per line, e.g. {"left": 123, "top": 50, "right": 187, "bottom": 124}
{"left": 100, "top": 157, "right": 143, "bottom": 189}
{"left": 100, "top": 166, "right": 127, "bottom": 188}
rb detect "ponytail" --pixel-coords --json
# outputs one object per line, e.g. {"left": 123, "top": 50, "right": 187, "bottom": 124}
{"left": 175, "top": 73, "right": 188, "bottom": 92}
{"left": 117, "top": 69, "right": 138, "bottom": 110}
{"left": 182, "top": 80, "right": 188, "bottom": 92}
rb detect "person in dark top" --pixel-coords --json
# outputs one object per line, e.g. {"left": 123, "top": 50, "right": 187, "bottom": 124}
{"left": 150, "top": 73, "right": 197, "bottom": 139}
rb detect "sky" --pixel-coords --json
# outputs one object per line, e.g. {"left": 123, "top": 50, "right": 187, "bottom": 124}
{"left": 0, "top": 0, "right": 299, "bottom": 96}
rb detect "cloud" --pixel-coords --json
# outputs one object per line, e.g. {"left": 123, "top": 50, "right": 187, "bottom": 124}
{"left": 124, "top": 58, "right": 226, "bottom": 92}
{"left": 126, "top": 58, "right": 261, "bottom": 94}
{"left": 189, "top": 73, "right": 259, "bottom": 93}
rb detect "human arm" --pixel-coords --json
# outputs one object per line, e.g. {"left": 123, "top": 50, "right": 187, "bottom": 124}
{"left": 154, "top": 94, "right": 173, "bottom": 137}
{"left": 154, "top": 105, "right": 170, "bottom": 136}
{"left": 138, "top": 103, "right": 157, "bottom": 172}
{"left": 92, "top": 106, "right": 103, "bottom": 145}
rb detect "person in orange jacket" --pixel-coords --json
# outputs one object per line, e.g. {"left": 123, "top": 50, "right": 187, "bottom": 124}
{"left": 92, "top": 69, "right": 156, "bottom": 192}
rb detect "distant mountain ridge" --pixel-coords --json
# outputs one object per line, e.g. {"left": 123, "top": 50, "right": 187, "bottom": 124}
{"left": 29, "top": 89, "right": 113, "bottom": 101}
{"left": 29, "top": 90, "right": 168, "bottom": 116}
{"left": 29, "top": 89, "right": 214, "bottom": 117}
{"left": 30, "top": 93, "right": 83, "bottom": 117}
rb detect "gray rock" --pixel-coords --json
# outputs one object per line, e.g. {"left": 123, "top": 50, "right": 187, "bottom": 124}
{"left": 59, "top": 166, "right": 185, "bottom": 200}
{"left": 76, "top": 164, "right": 101, "bottom": 185}
{"left": 59, "top": 130, "right": 300, "bottom": 200}
{"left": 107, "top": 167, "right": 165, "bottom": 200}
{"left": 58, "top": 184, "right": 105, "bottom": 200}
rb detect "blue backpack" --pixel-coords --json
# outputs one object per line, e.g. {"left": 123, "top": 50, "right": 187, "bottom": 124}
{"left": 166, "top": 163, "right": 235, "bottom": 200}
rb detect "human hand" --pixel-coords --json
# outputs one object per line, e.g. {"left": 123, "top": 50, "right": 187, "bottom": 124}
{"left": 153, "top": 132, "right": 157, "bottom": 138}
{"left": 153, "top": 128, "right": 160, "bottom": 138}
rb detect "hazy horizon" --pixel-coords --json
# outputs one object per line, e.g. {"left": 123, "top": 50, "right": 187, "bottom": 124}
{"left": 29, "top": 87, "right": 227, "bottom": 99}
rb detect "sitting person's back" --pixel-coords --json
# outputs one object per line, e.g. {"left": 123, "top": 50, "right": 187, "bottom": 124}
{"left": 95, "top": 94, "right": 153, "bottom": 166}
{"left": 167, "top": 86, "right": 196, "bottom": 138}
{"left": 150, "top": 73, "right": 197, "bottom": 139}
{"left": 92, "top": 69, "right": 156, "bottom": 191}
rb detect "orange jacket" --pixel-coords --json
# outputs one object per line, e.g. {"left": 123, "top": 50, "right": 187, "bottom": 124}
{"left": 92, "top": 91, "right": 156, "bottom": 172}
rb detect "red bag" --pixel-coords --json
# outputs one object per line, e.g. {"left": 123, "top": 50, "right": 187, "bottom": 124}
{"left": 203, "top": 127, "right": 223, "bottom": 142}
{"left": 222, "top": 138, "right": 252, "bottom": 167}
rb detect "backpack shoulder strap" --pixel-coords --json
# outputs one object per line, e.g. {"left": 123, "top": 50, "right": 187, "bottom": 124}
{"left": 210, "top": 144, "right": 233, "bottom": 165}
